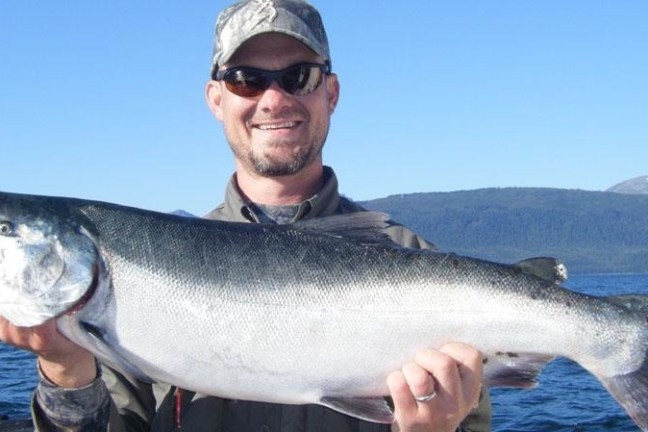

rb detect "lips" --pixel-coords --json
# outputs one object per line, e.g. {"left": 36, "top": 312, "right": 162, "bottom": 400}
{"left": 254, "top": 121, "right": 301, "bottom": 131}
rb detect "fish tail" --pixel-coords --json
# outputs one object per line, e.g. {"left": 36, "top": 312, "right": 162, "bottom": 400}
{"left": 601, "top": 355, "right": 648, "bottom": 431}
{"left": 600, "top": 294, "right": 648, "bottom": 431}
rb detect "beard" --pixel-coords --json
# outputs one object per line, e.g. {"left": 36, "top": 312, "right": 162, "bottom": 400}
{"left": 230, "top": 124, "right": 329, "bottom": 177}
{"left": 249, "top": 139, "right": 323, "bottom": 177}
{"left": 225, "top": 106, "right": 331, "bottom": 178}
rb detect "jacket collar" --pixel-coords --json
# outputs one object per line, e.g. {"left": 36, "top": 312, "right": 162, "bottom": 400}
{"left": 206, "top": 166, "right": 343, "bottom": 223}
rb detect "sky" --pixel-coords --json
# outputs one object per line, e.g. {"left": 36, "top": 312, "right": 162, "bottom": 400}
{"left": 1, "top": 1, "right": 646, "bottom": 215}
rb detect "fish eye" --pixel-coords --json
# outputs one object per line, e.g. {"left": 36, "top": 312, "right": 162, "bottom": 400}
{"left": 0, "top": 221, "right": 13, "bottom": 236}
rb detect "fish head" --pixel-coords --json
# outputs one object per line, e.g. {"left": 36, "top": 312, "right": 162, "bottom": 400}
{"left": 0, "top": 192, "right": 99, "bottom": 327}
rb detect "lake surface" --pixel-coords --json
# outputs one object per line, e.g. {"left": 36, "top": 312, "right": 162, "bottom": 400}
{"left": 1, "top": 273, "right": 647, "bottom": 430}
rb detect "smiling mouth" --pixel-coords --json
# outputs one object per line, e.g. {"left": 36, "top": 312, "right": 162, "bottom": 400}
{"left": 255, "top": 121, "right": 300, "bottom": 131}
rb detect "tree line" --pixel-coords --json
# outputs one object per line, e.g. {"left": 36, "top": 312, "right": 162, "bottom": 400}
{"left": 361, "top": 188, "right": 648, "bottom": 274}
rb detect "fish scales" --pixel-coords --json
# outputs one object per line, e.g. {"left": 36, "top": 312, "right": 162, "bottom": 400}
{"left": 1, "top": 191, "right": 648, "bottom": 428}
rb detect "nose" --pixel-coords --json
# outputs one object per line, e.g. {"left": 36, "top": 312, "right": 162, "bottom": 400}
{"left": 257, "top": 80, "right": 295, "bottom": 112}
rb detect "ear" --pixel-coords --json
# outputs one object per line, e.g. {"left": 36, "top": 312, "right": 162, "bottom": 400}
{"left": 205, "top": 80, "right": 224, "bottom": 121}
{"left": 326, "top": 73, "right": 340, "bottom": 115}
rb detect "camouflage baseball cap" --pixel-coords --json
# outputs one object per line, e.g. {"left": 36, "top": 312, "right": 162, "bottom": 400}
{"left": 210, "top": 0, "right": 331, "bottom": 76}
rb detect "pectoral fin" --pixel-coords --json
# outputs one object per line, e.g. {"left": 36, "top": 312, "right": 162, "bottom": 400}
{"left": 484, "top": 351, "right": 555, "bottom": 388}
{"left": 319, "top": 396, "right": 394, "bottom": 423}
{"left": 78, "top": 321, "right": 152, "bottom": 384}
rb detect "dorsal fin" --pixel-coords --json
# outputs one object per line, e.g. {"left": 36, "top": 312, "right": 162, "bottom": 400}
{"left": 514, "top": 257, "right": 568, "bottom": 284}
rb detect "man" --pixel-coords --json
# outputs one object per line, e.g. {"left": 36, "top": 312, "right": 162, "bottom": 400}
{"left": 0, "top": 1, "right": 491, "bottom": 431}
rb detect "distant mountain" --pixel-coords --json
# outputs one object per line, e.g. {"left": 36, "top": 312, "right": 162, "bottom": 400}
{"left": 170, "top": 209, "right": 197, "bottom": 218}
{"left": 607, "top": 175, "right": 648, "bottom": 195}
{"left": 360, "top": 188, "right": 648, "bottom": 274}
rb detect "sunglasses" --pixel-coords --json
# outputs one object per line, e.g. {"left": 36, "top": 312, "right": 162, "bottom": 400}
{"left": 213, "top": 62, "right": 330, "bottom": 98}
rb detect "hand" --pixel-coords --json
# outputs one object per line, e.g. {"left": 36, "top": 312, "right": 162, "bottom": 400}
{"left": 0, "top": 316, "right": 97, "bottom": 388}
{"left": 387, "top": 342, "right": 483, "bottom": 432}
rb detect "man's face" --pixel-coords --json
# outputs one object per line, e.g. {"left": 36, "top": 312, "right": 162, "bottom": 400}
{"left": 206, "top": 33, "right": 339, "bottom": 178}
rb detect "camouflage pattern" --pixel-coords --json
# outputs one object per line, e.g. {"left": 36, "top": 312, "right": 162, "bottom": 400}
{"left": 211, "top": 0, "right": 331, "bottom": 76}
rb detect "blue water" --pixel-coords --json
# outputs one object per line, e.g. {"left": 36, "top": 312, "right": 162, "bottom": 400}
{"left": 1, "top": 273, "right": 647, "bottom": 430}
{"left": 491, "top": 273, "right": 648, "bottom": 432}
{"left": 0, "top": 346, "right": 36, "bottom": 420}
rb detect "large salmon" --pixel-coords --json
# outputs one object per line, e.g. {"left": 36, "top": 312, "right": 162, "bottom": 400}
{"left": 0, "top": 190, "right": 647, "bottom": 428}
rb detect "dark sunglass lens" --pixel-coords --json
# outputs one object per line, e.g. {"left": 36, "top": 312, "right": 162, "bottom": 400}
{"left": 219, "top": 64, "right": 325, "bottom": 97}
{"left": 224, "top": 69, "right": 268, "bottom": 97}
{"left": 281, "top": 65, "right": 323, "bottom": 95}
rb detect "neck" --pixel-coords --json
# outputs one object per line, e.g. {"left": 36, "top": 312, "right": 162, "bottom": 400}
{"left": 234, "top": 162, "right": 325, "bottom": 206}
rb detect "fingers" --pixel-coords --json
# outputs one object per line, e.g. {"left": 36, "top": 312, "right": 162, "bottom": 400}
{"left": 414, "top": 343, "right": 482, "bottom": 407}
{"left": 1, "top": 317, "right": 98, "bottom": 388}
{"left": 0, "top": 317, "right": 59, "bottom": 353}
{"left": 387, "top": 361, "right": 437, "bottom": 418}
{"left": 388, "top": 342, "right": 484, "bottom": 432}
{"left": 438, "top": 342, "right": 483, "bottom": 406}
{"left": 0, "top": 317, "right": 85, "bottom": 363}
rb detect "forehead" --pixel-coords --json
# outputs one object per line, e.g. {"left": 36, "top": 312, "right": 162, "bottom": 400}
{"left": 227, "top": 33, "right": 321, "bottom": 68}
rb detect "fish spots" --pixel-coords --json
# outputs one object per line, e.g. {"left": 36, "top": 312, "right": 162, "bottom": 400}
{"left": 528, "top": 286, "right": 552, "bottom": 302}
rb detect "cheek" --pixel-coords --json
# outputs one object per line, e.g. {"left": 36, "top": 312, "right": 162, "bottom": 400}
{"left": 221, "top": 99, "right": 253, "bottom": 130}
{"left": 309, "top": 99, "right": 332, "bottom": 129}
{"left": 222, "top": 108, "right": 259, "bottom": 147}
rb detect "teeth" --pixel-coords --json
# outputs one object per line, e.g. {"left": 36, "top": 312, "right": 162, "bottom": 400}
{"left": 257, "top": 122, "right": 297, "bottom": 130}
